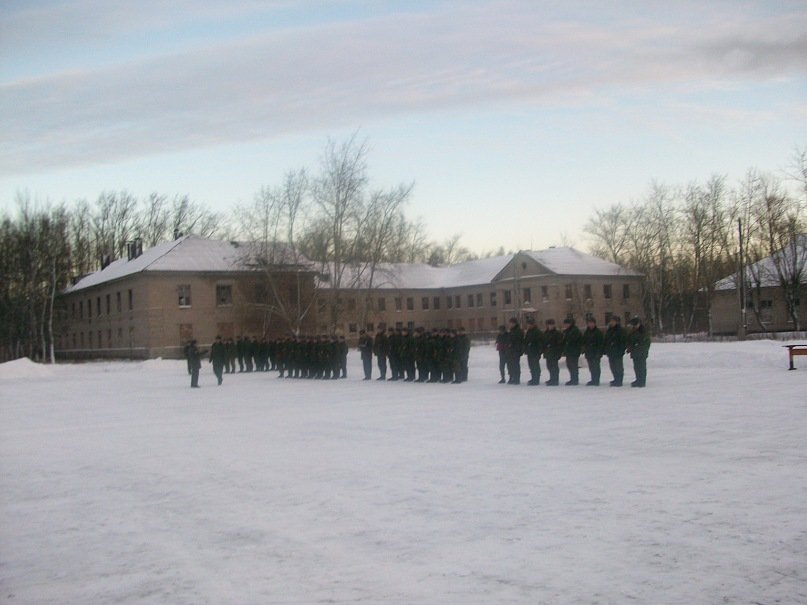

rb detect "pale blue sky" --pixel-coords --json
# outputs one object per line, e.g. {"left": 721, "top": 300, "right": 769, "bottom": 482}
{"left": 1, "top": 0, "right": 805, "bottom": 251}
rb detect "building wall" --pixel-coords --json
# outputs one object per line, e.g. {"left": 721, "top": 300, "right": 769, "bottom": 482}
{"left": 318, "top": 274, "right": 642, "bottom": 340}
{"left": 712, "top": 285, "right": 806, "bottom": 334}
{"left": 57, "top": 271, "right": 315, "bottom": 359}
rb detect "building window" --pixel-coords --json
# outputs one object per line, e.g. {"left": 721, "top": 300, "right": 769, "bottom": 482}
{"left": 490, "top": 317, "right": 497, "bottom": 329}
{"left": 468, "top": 294, "right": 475, "bottom": 308}
{"left": 96, "top": 297, "right": 101, "bottom": 316}
{"left": 407, "top": 321, "right": 415, "bottom": 331}
{"left": 584, "top": 284, "right": 592, "bottom": 300}
{"left": 490, "top": 292, "right": 497, "bottom": 307}
{"left": 395, "top": 321, "right": 403, "bottom": 329}
{"left": 541, "top": 286, "right": 549, "bottom": 302}
{"left": 395, "top": 297, "right": 402, "bottom": 311}
{"left": 81, "top": 332, "right": 86, "bottom": 347}
{"left": 78, "top": 301, "right": 83, "bottom": 320}
{"left": 216, "top": 285, "right": 233, "bottom": 307}
{"left": 447, "top": 296, "right": 453, "bottom": 309}
{"left": 503, "top": 290, "right": 512, "bottom": 306}
{"left": 107, "top": 329, "right": 112, "bottom": 347}
{"left": 476, "top": 293, "right": 483, "bottom": 307}
{"left": 447, "top": 319, "right": 454, "bottom": 329}
{"left": 469, "top": 318, "right": 476, "bottom": 331}
{"left": 178, "top": 285, "right": 192, "bottom": 307}
{"left": 565, "top": 284, "right": 573, "bottom": 300}
{"left": 87, "top": 299, "right": 92, "bottom": 318}
{"left": 406, "top": 297, "right": 414, "bottom": 311}
{"left": 454, "top": 295, "right": 461, "bottom": 309}
{"left": 422, "top": 296, "right": 429, "bottom": 310}
{"left": 605, "top": 311, "right": 613, "bottom": 324}
{"left": 760, "top": 299, "right": 774, "bottom": 323}
{"left": 348, "top": 323, "right": 357, "bottom": 334}
{"left": 116, "top": 292, "right": 121, "bottom": 312}
{"left": 523, "top": 287, "right": 531, "bottom": 303}
{"left": 603, "top": 284, "right": 612, "bottom": 299}
{"left": 433, "top": 296, "right": 441, "bottom": 310}
{"left": 117, "top": 327, "right": 122, "bottom": 342}
{"left": 105, "top": 294, "right": 111, "bottom": 314}
{"left": 378, "top": 297, "right": 386, "bottom": 311}
{"left": 347, "top": 298, "right": 356, "bottom": 312}
{"left": 623, "top": 284, "right": 630, "bottom": 299}
{"left": 128, "top": 289, "right": 133, "bottom": 310}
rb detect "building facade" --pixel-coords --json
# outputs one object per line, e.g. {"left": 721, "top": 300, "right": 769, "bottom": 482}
{"left": 316, "top": 248, "right": 643, "bottom": 338}
{"left": 56, "top": 236, "right": 315, "bottom": 359}
{"left": 711, "top": 236, "right": 807, "bottom": 334}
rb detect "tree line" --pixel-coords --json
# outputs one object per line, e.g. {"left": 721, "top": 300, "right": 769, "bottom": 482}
{"left": 584, "top": 149, "right": 807, "bottom": 335}
{"left": 2, "top": 136, "right": 805, "bottom": 361}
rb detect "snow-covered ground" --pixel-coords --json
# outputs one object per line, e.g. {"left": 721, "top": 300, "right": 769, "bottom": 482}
{"left": 1, "top": 342, "right": 806, "bottom": 604}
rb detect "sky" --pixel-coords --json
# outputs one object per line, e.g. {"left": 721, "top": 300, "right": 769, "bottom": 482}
{"left": 1, "top": 0, "right": 806, "bottom": 252}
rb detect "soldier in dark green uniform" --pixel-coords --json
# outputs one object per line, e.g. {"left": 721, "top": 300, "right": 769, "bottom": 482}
{"left": 209, "top": 335, "right": 226, "bottom": 385}
{"left": 562, "top": 318, "right": 582, "bottom": 385}
{"left": 495, "top": 325, "right": 508, "bottom": 383}
{"left": 430, "top": 329, "right": 444, "bottom": 383}
{"left": 506, "top": 318, "right": 524, "bottom": 385}
{"left": 338, "top": 335, "right": 348, "bottom": 378}
{"left": 414, "top": 327, "right": 428, "bottom": 382}
{"left": 523, "top": 316, "right": 544, "bottom": 386}
{"left": 603, "top": 316, "right": 626, "bottom": 386}
{"left": 373, "top": 327, "right": 388, "bottom": 380}
{"left": 358, "top": 329, "right": 373, "bottom": 380}
{"left": 627, "top": 317, "right": 650, "bottom": 387}
{"left": 455, "top": 327, "right": 470, "bottom": 383}
{"left": 236, "top": 336, "right": 245, "bottom": 372}
{"left": 543, "top": 319, "right": 563, "bottom": 386}
{"left": 387, "top": 327, "right": 401, "bottom": 381}
{"left": 188, "top": 340, "right": 205, "bottom": 388}
{"left": 582, "top": 317, "right": 605, "bottom": 386}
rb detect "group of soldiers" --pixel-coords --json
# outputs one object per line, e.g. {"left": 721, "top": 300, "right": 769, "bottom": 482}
{"left": 185, "top": 335, "right": 352, "bottom": 387}
{"left": 184, "top": 315, "right": 650, "bottom": 389}
{"left": 357, "top": 326, "right": 472, "bottom": 383}
{"left": 495, "top": 315, "right": 650, "bottom": 387}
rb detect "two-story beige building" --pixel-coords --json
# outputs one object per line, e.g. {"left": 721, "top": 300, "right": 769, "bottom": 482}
{"left": 57, "top": 235, "right": 315, "bottom": 359}
{"left": 317, "top": 248, "right": 643, "bottom": 338}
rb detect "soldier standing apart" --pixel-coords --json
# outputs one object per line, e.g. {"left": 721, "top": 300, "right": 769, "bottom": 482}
{"left": 495, "top": 325, "right": 508, "bottom": 383}
{"left": 582, "top": 317, "right": 605, "bottom": 386}
{"left": 562, "top": 318, "right": 582, "bottom": 385}
{"left": 506, "top": 318, "right": 524, "bottom": 385}
{"left": 627, "top": 317, "right": 650, "bottom": 387}
{"left": 603, "top": 316, "right": 626, "bottom": 386}
{"left": 523, "top": 317, "right": 544, "bottom": 386}
{"left": 358, "top": 329, "right": 373, "bottom": 380}
{"left": 188, "top": 340, "right": 205, "bottom": 388}
{"left": 209, "top": 335, "right": 226, "bottom": 386}
{"left": 543, "top": 319, "right": 563, "bottom": 386}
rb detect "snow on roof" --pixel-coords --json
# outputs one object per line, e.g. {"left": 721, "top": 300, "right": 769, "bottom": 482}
{"left": 322, "top": 248, "right": 639, "bottom": 291}
{"left": 65, "top": 236, "right": 305, "bottom": 293}
{"left": 357, "top": 255, "right": 512, "bottom": 290}
{"left": 523, "top": 247, "right": 642, "bottom": 277}
{"left": 714, "top": 235, "right": 807, "bottom": 291}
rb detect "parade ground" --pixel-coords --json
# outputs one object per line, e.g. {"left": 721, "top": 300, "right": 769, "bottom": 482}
{"left": 1, "top": 341, "right": 806, "bottom": 604}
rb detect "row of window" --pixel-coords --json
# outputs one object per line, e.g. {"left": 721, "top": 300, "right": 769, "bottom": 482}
{"left": 71, "top": 289, "right": 134, "bottom": 320}
{"left": 324, "top": 283, "right": 631, "bottom": 313}
{"left": 178, "top": 284, "right": 233, "bottom": 308}
{"left": 67, "top": 326, "right": 134, "bottom": 349}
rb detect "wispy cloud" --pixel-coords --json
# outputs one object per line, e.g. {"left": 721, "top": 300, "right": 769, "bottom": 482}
{"left": 1, "top": 1, "right": 805, "bottom": 175}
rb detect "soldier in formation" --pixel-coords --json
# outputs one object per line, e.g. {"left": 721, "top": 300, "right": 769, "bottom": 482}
{"left": 626, "top": 316, "right": 650, "bottom": 387}
{"left": 209, "top": 335, "right": 226, "bottom": 385}
{"left": 493, "top": 314, "right": 648, "bottom": 389}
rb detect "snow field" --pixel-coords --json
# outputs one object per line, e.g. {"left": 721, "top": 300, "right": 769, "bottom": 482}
{"left": 1, "top": 341, "right": 806, "bottom": 604}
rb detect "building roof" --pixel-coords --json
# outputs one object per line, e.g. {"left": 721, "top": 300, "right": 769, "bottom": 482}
{"left": 65, "top": 235, "right": 307, "bottom": 293}
{"left": 323, "top": 247, "right": 640, "bottom": 291}
{"left": 714, "top": 234, "right": 807, "bottom": 291}
{"left": 523, "top": 247, "right": 642, "bottom": 277}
